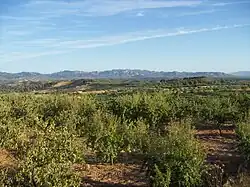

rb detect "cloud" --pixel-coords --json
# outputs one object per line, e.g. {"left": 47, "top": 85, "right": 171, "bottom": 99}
{"left": 2, "top": 23, "right": 249, "bottom": 62}
{"left": 19, "top": 0, "right": 248, "bottom": 19}
{"left": 178, "top": 9, "right": 226, "bottom": 17}
{"left": 67, "top": 24, "right": 250, "bottom": 49}
{"left": 0, "top": 15, "right": 43, "bottom": 21}
{"left": 1, "top": 50, "right": 70, "bottom": 63}
{"left": 212, "top": 1, "right": 250, "bottom": 6}
{"left": 0, "top": 0, "right": 227, "bottom": 40}
{"left": 4, "top": 31, "right": 32, "bottom": 36}
{"left": 22, "top": 39, "right": 63, "bottom": 45}
{"left": 25, "top": 0, "right": 202, "bottom": 17}
{"left": 1, "top": 15, "right": 91, "bottom": 39}
{"left": 136, "top": 12, "right": 145, "bottom": 17}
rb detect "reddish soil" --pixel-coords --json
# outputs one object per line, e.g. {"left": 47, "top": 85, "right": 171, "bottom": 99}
{"left": 80, "top": 128, "right": 243, "bottom": 187}
{"left": 0, "top": 149, "right": 16, "bottom": 169}
{"left": 80, "top": 163, "right": 147, "bottom": 187}
{"left": 196, "top": 129, "right": 243, "bottom": 176}
{"left": 0, "top": 127, "right": 244, "bottom": 187}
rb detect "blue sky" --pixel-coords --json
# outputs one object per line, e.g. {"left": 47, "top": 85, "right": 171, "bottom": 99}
{"left": 0, "top": 0, "right": 250, "bottom": 73}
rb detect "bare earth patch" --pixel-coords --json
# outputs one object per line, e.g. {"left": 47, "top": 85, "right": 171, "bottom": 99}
{"left": 77, "top": 128, "right": 244, "bottom": 187}
{"left": 76, "top": 163, "right": 148, "bottom": 187}
{"left": 0, "top": 149, "right": 16, "bottom": 169}
{"left": 1, "top": 128, "right": 246, "bottom": 186}
{"left": 196, "top": 128, "right": 243, "bottom": 177}
{"left": 53, "top": 81, "right": 72, "bottom": 88}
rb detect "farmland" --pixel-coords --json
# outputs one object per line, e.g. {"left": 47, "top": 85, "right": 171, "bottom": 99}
{"left": 0, "top": 76, "right": 250, "bottom": 187}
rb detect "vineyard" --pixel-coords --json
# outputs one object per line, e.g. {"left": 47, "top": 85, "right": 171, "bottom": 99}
{"left": 0, "top": 82, "right": 250, "bottom": 186}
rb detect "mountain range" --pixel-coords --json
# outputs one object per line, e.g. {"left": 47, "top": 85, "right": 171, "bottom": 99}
{"left": 0, "top": 69, "right": 247, "bottom": 81}
{"left": 231, "top": 71, "right": 250, "bottom": 77}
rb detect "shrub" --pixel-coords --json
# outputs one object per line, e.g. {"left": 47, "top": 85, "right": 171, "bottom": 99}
{"left": 1, "top": 162, "right": 81, "bottom": 187}
{"left": 81, "top": 111, "right": 124, "bottom": 164}
{"left": 145, "top": 122, "right": 206, "bottom": 187}
{"left": 0, "top": 124, "right": 84, "bottom": 187}
{"left": 236, "top": 123, "right": 250, "bottom": 164}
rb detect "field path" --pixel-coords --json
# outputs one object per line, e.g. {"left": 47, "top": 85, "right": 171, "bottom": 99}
{"left": 196, "top": 127, "right": 244, "bottom": 179}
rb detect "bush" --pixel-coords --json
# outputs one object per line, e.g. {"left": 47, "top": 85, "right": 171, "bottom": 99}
{"left": 236, "top": 123, "right": 250, "bottom": 164}
{"left": 1, "top": 162, "right": 81, "bottom": 187}
{"left": 145, "top": 122, "right": 206, "bottom": 187}
{"left": 79, "top": 110, "right": 125, "bottom": 164}
{"left": 0, "top": 123, "right": 84, "bottom": 187}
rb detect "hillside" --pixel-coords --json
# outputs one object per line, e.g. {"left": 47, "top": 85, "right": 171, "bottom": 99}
{"left": 0, "top": 69, "right": 230, "bottom": 81}
{"left": 231, "top": 71, "right": 250, "bottom": 78}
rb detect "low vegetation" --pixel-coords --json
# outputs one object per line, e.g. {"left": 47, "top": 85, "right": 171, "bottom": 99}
{"left": 0, "top": 77, "right": 250, "bottom": 186}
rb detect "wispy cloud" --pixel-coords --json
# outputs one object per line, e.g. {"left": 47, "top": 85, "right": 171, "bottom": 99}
{"left": 136, "top": 12, "right": 145, "bottom": 17}
{"left": 2, "top": 23, "right": 249, "bottom": 62}
{"left": 213, "top": 1, "right": 250, "bottom": 6}
{"left": 19, "top": 0, "right": 247, "bottom": 19}
{"left": 178, "top": 9, "right": 226, "bottom": 17}
{"left": 0, "top": 15, "right": 43, "bottom": 21}
{"left": 1, "top": 0, "right": 236, "bottom": 40}
{"left": 1, "top": 16, "right": 91, "bottom": 38}
{"left": 65, "top": 24, "right": 250, "bottom": 49}
{"left": 5, "top": 31, "right": 32, "bottom": 36}
{"left": 25, "top": 0, "right": 202, "bottom": 17}
{"left": 22, "top": 39, "right": 63, "bottom": 45}
{"left": 0, "top": 50, "right": 70, "bottom": 63}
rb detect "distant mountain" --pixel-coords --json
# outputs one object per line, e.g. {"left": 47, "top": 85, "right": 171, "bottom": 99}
{"left": 0, "top": 72, "right": 43, "bottom": 80}
{"left": 0, "top": 69, "right": 231, "bottom": 81}
{"left": 231, "top": 71, "right": 250, "bottom": 78}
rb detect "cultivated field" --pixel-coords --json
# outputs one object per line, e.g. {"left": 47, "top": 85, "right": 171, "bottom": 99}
{"left": 0, "top": 77, "right": 250, "bottom": 187}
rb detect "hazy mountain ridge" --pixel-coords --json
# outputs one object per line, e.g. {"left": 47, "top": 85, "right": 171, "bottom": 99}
{"left": 0, "top": 69, "right": 235, "bottom": 80}
{"left": 231, "top": 71, "right": 250, "bottom": 77}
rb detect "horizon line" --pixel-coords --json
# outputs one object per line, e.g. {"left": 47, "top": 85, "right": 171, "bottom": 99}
{"left": 0, "top": 69, "right": 248, "bottom": 74}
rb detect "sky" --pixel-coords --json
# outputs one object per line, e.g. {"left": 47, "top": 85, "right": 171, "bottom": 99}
{"left": 0, "top": 0, "right": 250, "bottom": 73}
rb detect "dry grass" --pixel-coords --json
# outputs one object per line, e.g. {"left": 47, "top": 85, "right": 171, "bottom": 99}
{"left": 0, "top": 149, "right": 16, "bottom": 169}
{"left": 229, "top": 173, "right": 250, "bottom": 187}
{"left": 53, "top": 81, "right": 72, "bottom": 88}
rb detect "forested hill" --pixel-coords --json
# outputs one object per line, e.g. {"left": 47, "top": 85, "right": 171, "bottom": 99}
{"left": 0, "top": 69, "right": 230, "bottom": 80}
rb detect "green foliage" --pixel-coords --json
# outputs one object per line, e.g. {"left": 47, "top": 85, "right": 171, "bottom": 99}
{"left": 236, "top": 123, "right": 250, "bottom": 163}
{"left": 0, "top": 94, "right": 85, "bottom": 186}
{"left": 108, "top": 92, "right": 176, "bottom": 133}
{"left": 201, "top": 164, "right": 224, "bottom": 187}
{"left": 145, "top": 123, "right": 206, "bottom": 187}
{"left": 1, "top": 162, "right": 81, "bottom": 187}
{"left": 0, "top": 124, "right": 83, "bottom": 186}
{"left": 235, "top": 94, "right": 250, "bottom": 121}
{"left": 0, "top": 89, "right": 249, "bottom": 186}
{"left": 152, "top": 165, "right": 171, "bottom": 187}
{"left": 88, "top": 112, "right": 124, "bottom": 164}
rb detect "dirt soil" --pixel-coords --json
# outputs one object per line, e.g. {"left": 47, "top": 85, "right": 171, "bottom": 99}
{"left": 79, "top": 163, "right": 147, "bottom": 187}
{"left": 0, "top": 149, "right": 16, "bottom": 169}
{"left": 0, "top": 127, "right": 244, "bottom": 187}
{"left": 80, "top": 127, "right": 244, "bottom": 187}
{"left": 196, "top": 128, "right": 243, "bottom": 176}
